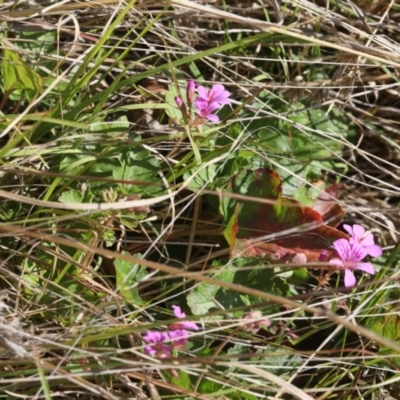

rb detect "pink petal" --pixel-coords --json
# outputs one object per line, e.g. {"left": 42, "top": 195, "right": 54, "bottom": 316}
{"left": 359, "top": 233, "right": 375, "bottom": 247}
{"left": 349, "top": 241, "right": 368, "bottom": 262}
{"left": 144, "top": 345, "right": 156, "bottom": 356}
{"left": 344, "top": 269, "right": 356, "bottom": 287}
{"left": 332, "top": 239, "right": 351, "bottom": 259}
{"left": 172, "top": 305, "right": 185, "bottom": 319}
{"left": 206, "top": 113, "right": 219, "bottom": 123}
{"left": 194, "top": 98, "right": 220, "bottom": 122}
{"left": 169, "top": 329, "right": 188, "bottom": 346}
{"left": 194, "top": 98, "right": 207, "bottom": 114}
{"left": 343, "top": 224, "right": 353, "bottom": 236}
{"left": 354, "top": 262, "right": 375, "bottom": 275}
{"left": 351, "top": 224, "right": 365, "bottom": 240}
{"left": 143, "top": 330, "right": 167, "bottom": 343}
{"left": 143, "top": 331, "right": 156, "bottom": 342}
{"left": 364, "top": 244, "right": 382, "bottom": 258}
{"left": 179, "top": 321, "right": 199, "bottom": 330}
{"left": 169, "top": 320, "right": 199, "bottom": 331}
{"left": 210, "top": 84, "right": 230, "bottom": 104}
{"left": 196, "top": 85, "right": 208, "bottom": 99}
{"left": 206, "top": 101, "right": 220, "bottom": 112}
{"left": 210, "top": 83, "right": 225, "bottom": 96}
{"left": 330, "top": 259, "right": 344, "bottom": 268}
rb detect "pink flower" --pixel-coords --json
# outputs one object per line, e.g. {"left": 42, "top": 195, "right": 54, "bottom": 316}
{"left": 171, "top": 305, "right": 186, "bottom": 318}
{"left": 194, "top": 98, "right": 220, "bottom": 122}
{"left": 330, "top": 239, "right": 375, "bottom": 288}
{"left": 343, "top": 224, "right": 382, "bottom": 258}
{"left": 197, "top": 83, "right": 231, "bottom": 106}
{"left": 174, "top": 81, "right": 230, "bottom": 125}
{"left": 143, "top": 331, "right": 171, "bottom": 357}
{"left": 168, "top": 329, "right": 189, "bottom": 347}
{"left": 142, "top": 305, "right": 199, "bottom": 357}
{"left": 170, "top": 305, "right": 199, "bottom": 331}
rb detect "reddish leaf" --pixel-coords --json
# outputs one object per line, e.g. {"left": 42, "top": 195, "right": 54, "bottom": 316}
{"left": 222, "top": 169, "right": 348, "bottom": 261}
{"left": 234, "top": 240, "right": 334, "bottom": 262}
{"left": 232, "top": 238, "right": 259, "bottom": 258}
{"left": 312, "top": 184, "right": 344, "bottom": 227}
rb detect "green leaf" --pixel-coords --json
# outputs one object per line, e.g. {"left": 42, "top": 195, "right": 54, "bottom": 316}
{"left": 291, "top": 268, "right": 309, "bottom": 283}
{"left": 184, "top": 162, "right": 218, "bottom": 190}
{"left": 223, "top": 204, "right": 240, "bottom": 249}
{"left": 165, "top": 370, "right": 192, "bottom": 390}
{"left": 187, "top": 257, "right": 285, "bottom": 318}
{"left": 370, "top": 312, "right": 400, "bottom": 344}
{"left": 114, "top": 253, "right": 146, "bottom": 305}
{"left": 102, "top": 229, "right": 116, "bottom": 248}
{"left": 16, "top": 30, "right": 56, "bottom": 54}
{"left": 89, "top": 115, "right": 129, "bottom": 136}
{"left": 239, "top": 93, "right": 356, "bottom": 197}
{"left": 2, "top": 48, "right": 42, "bottom": 92}
{"left": 187, "top": 281, "right": 222, "bottom": 317}
{"left": 113, "top": 147, "right": 160, "bottom": 195}
{"left": 197, "top": 378, "right": 223, "bottom": 395}
{"left": 251, "top": 95, "right": 356, "bottom": 161}
{"left": 224, "top": 342, "right": 302, "bottom": 381}
{"left": 59, "top": 190, "right": 84, "bottom": 204}
{"left": 165, "top": 84, "right": 185, "bottom": 121}
{"left": 253, "top": 345, "right": 303, "bottom": 377}
{"left": 215, "top": 257, "right": 277, "bottom": 309}
{"left": 187, "top": 263, "right": 235, "bottom": 317}
{"left": 184, "top": 152, "right": 251, "bottom": 191}
{"left": 293, "top": 185, "right": 321, "bottom": 207}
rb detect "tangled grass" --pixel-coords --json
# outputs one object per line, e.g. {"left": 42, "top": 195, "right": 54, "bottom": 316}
{"left": 0, "top": 0, "right": 400, "bottom": 399}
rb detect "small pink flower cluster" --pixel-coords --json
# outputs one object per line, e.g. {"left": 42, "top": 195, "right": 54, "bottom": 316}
{"left": 175, "top": 80, "right": 230, "bottom": 124}
{"left": 329, "top": 224, "right": 382, "bottom": 287}
{"left": 142, "top": 305, "right": 199, "bottom": 358}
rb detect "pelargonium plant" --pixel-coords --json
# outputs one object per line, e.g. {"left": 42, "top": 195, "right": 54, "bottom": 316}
{"left": 329, "top": 224, "right": 382, "bottom": 288}
{"left": 142, "top": 305, "right": 199, "bottom": 359}
{"left": 343, "top": 224, "right": 383, "bottom": 258}
{"left": 175, "top": 80, "right": 230, "bottom": 125}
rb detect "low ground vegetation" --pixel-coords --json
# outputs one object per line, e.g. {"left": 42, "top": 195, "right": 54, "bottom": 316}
{"left": 0, "top": 0, "right": 400, "bottom": 399}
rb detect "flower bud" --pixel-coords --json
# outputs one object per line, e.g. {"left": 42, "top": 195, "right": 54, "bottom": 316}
{"left": 175, "top": 96, "right": 183, "bottom": 108}
{"left": 186, "top": 80, "right": 195, "bottom": 105}
{"left": 174, "top": 95, "right": 188, "bottom": 117}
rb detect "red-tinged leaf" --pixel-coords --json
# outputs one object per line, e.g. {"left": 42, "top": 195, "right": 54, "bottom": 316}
{"left": 253, "top": 242, "right": 330, "bottom": 263}
{"left": 312, "top": 184, "right": 344, "bottom": 227}
{"left": 232, "top": 238, "right": 258, "bottom": 258}
{"left": 222, "top": 168, "right": 348, "bottom": 260}
{"left": 253, "top": 242, "right": 296, "bottom": 260}
{"left": 223, "top": 203, "right": 240, "bottom": 249}
{"left": 240, "top": 241, "right": 334, "bottom": 263}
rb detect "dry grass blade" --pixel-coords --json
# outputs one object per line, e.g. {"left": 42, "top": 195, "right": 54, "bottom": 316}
{"left": 1, "top": 221, "right": 399, "bottom": 356}
{"left": 1, "top": 0, "right": 400, "bottom": 398}
{"left": 0, "top": 188, "right": 176, "bottom": 211}
{"left": 218, "top": 362, "right": 315, "bottom": 400}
